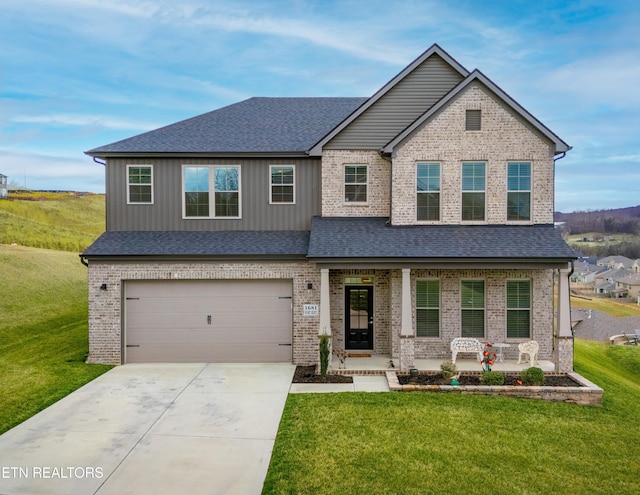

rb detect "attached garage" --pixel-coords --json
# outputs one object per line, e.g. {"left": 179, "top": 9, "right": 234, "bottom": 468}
{"left": 124, "top": 279, "right": 293, "bottom": 363}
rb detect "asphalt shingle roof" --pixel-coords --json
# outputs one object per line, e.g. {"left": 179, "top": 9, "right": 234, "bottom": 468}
{"left": 87, "top": 97, "right": 367, "bottom": 155}
{"left": 307, "top": 217, "right": 578, "bottom": 260}
{"left": 83, "top": 230, "right": 310, "bottom": 257}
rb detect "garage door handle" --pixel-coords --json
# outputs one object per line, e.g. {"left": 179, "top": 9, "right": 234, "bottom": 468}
{"left": 279, "top": 343, "right": 292, "bottom": 346}
{"left": 126, "top": 344, "right": 140, "bottom": 348}
{"left": 207, "top": 315, "right": 212, "bottom": 325}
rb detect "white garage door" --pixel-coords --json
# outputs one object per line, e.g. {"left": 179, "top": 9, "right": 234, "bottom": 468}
{"left": 124, "top": 280, "right": 292, "bottom": 363}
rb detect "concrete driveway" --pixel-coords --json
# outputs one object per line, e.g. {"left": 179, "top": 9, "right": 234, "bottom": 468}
{"left": 0, "top": 363, "right": 295, "bottom": 495}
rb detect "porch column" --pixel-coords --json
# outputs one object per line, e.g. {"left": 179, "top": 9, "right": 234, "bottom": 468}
{"left": 399, "top": 268, "right": 415, "bottom": 371}
{"left": 556, "top": 264, "right": 573, "bottom": 373}
{"left": 319, "top": 268, "right": 331, "bottom": 336}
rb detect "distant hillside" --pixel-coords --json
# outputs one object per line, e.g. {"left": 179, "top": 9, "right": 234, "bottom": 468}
{"left": 0, "top": 192, "right": 105, "bottom": 252}
{"left": 555, "top": 205, "right": 640, "bottom": 235}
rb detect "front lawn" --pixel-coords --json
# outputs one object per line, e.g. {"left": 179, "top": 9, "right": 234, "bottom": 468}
{"left": 263, "top": 339, "right": 640, "bottom": 495}
{"left": 0, "top": 245, "right": 112, "bottom": 434}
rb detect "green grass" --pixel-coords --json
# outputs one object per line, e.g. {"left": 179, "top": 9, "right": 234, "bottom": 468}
{"left": 0, "top": 244, "right": 112, "bottom": 433}
{"left": 263, "top": 339, "right": 640, "bottom": 495}
{"left": 0, "top": 193, "right": 105, "bottom": 251}
{"left": 570, "top": 295, "right": 640, "bottom": 317}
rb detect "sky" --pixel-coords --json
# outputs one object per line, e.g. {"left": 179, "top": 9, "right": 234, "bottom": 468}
{"left": 1, "top": 0, "right": 638, "bottom": 212}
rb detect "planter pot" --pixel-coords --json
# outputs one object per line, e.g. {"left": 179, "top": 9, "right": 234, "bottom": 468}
{"left": 409, "top": 368, "right": 419, "bottom": 377}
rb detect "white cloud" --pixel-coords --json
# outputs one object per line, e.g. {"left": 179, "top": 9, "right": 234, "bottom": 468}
{"left": 11, "top": 114, "right": 160, "bottom": 131}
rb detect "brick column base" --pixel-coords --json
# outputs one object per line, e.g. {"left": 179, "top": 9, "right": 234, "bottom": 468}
{"left": 555, "top": 336, "right": 574, "bottom": 373}
{"left": 399, "top": 336, "right": 415, "bottom": 371}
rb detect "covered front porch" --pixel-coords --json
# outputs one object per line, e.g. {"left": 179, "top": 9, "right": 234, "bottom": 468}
{"left": 328, "top": 353, "right": 556, "bottom": 374}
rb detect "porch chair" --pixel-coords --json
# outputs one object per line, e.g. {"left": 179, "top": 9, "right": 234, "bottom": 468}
{"left": 517, "top": 341, "right": 539, "bottom": 366}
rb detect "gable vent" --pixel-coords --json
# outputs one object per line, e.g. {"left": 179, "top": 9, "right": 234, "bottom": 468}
{"left": 466, "top": 109, "right": 481, "bottom": 131}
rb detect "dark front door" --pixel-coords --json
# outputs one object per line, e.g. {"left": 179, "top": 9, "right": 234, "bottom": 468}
{"left": 345, "top": 286, "right": 373, "bottom": 350}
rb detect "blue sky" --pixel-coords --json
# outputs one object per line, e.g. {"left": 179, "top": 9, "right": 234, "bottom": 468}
{"left": 1, "top": 0, "right": 638, "bottom": 212}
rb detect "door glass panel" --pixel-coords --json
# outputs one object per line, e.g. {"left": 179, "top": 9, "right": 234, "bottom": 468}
{"left": 349, "top": 289, "right": 369, "bottom": 329}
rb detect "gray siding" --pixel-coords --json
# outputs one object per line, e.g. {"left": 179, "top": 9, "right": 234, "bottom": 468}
{"left": 106, "top": 158, "right": 320, "bottom": 231}
{"left": 325, "top": 54, "right": 464, "bottom": 150}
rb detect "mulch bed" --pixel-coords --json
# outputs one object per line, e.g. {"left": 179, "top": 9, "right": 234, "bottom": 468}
{"left": 292, "top": 365, "right": 354, "bottom": 383}
{"left": 398, "top": 373, "right": 581, "bottom": 387}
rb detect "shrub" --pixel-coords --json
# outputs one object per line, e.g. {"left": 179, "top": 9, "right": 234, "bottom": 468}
{"left": 440, "top": 360, "right": 457, "bottom": 380}
{"left": 480, "top": 371, "right": 505, "bottom": 385}
{"left": 319, "top": 334, "right": 330, "bottom": 377}
{"left": 521, "top": 367, "right": 545, "bottom": 386}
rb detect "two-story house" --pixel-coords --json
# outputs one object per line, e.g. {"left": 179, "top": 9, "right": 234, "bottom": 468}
{"left": 83, "top": 44, "right": 577, "bottom": 372}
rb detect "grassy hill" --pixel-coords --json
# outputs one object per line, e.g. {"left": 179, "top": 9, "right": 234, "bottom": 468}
{"left": 0, "top": 244, "right": 112, "bottom": 433}
{"left": 0, "top": 192, "right": 105, "bottom": 252}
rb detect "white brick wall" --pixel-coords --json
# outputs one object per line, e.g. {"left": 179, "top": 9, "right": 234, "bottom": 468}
{"left": 392, "top": 84, "right": 555, "bottom": 225}
{"left": 87, "top": 261, "right": 322, "bottom": 365}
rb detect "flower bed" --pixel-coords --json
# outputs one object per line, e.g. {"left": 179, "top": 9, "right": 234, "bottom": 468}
{"left": 387, "top": 371, "right": 603, "bottom": 406}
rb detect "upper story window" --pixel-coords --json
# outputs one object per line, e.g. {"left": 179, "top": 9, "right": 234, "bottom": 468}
{"left": 506, "top": 280, "right": 531, "bottom": 338}
{"left": 127, "top": 165, "right": 153, "bottom": 204}
{"left": 465, "top": 109, "right": 481, "bottom": 130}
{"left": 461, "top": 162, "right": 485, "bottom": 221}
{"left": 416, "top": 279, "right": 440, "bottom": 337}
{"left": 344, "top": 165, "right": 367, "bottom": 203}
{"left": 270, "top": 165, "right": 295, "bottom": 204}
{"left": 507, "top": 162, "right": 531, "bottom": 221}
{"left": 461, "top": 280, "right": 485, "bottom": 338}
{"left": 183, "top": 165, "right": 241, "bottom": 219}
{"left": 416, "top": 162, "right": 440, "bottom": 221}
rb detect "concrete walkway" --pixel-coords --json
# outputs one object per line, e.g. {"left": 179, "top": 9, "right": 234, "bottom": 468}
{"left": 0, "top": 363, "right": 295, "bottom": 495}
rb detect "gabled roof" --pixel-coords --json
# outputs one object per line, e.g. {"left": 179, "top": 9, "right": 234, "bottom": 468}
{"left": 382, "top": 69, "right": 571, "bottom": 155}
{"left": 86, "top": 97, "right": 366, "bottom": 157}
{"left": 307, "top": 217, "right": 577, "bottom": 264}
{"left": 307, "top": 44, "right": 469, "bottom": 155}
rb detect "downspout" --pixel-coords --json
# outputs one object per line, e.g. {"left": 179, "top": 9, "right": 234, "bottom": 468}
{"left": 79, "top": 255, "right": 88, "bottom": 267}
{"left": 380, "top": 151, "right": 393, "bottom": 225}
{"left": 93, "top": 157, "right": 106, "bottom": 166}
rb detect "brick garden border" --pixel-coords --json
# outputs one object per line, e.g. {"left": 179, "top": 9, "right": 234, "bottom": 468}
{"left": 385, "top": 371, "right": 603, "bottom": 406}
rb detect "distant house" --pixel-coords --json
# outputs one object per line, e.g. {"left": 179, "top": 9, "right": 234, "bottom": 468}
{"left": 632, "top": 259, "right": 640, "bottom": 273}
{"left": 0, "top": 174, "right": 7, "bottom": 199}
{"left": 597, "top": 255, "right": 634, "bottom": 270}
{"left": 615, "top": 273, "right": 640, "bottom": 300}
{"left": 570, "top": 260, "right": 604, "bottom": 284}
{"left": 594, "top": 267, "right": 633, "bottom": 297}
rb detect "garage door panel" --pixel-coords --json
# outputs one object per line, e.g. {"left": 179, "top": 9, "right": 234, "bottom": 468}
{"left": 124, "top": 280, "right": 292, "bottom": 363}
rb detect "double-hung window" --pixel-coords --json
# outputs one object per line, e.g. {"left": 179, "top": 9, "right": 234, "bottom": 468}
{"left": 416, "top": 280, "right": 440, "bottom": 337}
{"left": 507, "top": 280, "right": 531, "bottom": 338}
{"left": 462, "top": 162, "right": 485, "bottom": 221}
{"left": 507, "top": 162, "right": 531, "bottom": 221}
{"left": 417, "top": 162, "right": 440, "bottom": 221}
{"left": 270, "top": 165, "right": 295, "bottom": 204}
{"left": 461, "top": 280, "right": 485, "bottom": 338}
{"left": 183, "top": 165, "right": 240, "bottom": 218}
{"left": 127, "top": 165, "right": 153, "bottom": 204}
{"left": 344, "top": 165, "right": 367, "bottom": 202}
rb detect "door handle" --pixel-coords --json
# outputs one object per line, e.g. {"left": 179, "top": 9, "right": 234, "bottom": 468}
{"left": 207, "top": 315, "right": 212, "bottom": 325}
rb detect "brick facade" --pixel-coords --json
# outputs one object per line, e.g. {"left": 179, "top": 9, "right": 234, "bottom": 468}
{"left": 87, "top": 260, "right": 322, "bottom": 365}
{"left": 392, "top": 84, "right": 555, "bottom": 226}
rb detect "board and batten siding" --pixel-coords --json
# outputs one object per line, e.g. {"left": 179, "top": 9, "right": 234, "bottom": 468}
{"left": 106, "top": 158, "right": 321, "bottom": 231}
{"left": 325, "top": 54, "right": 464, "bottom": 150}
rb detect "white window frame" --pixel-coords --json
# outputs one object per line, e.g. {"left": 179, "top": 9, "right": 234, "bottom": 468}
{"left": 461, "top": 161, "right": 486, "bottom": 222}
{"left": 126, "top": 164, "right": 154, "bottom": 204}
{"left": 416, "top": 162, "right": 441, "bottom": 222}
{"left": 344, "top": 164, "right": 368, "bottom": 204}
{"left": 506, "top": 279, "right": 531, "bottom": 339}
{"left": 182, "top": 164, "right": 241, "bottom": 219}
{"left": 507, "top": 161, "right": 532, "bottom": 222}
{"left": 461, "top": 279, "right": 485, "bottom": 338}
{"left": 269, "top": 165, "right": 295, "bottom": 204}
{"left": 416, "top": 279, "right": 440, "bottom": 338}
